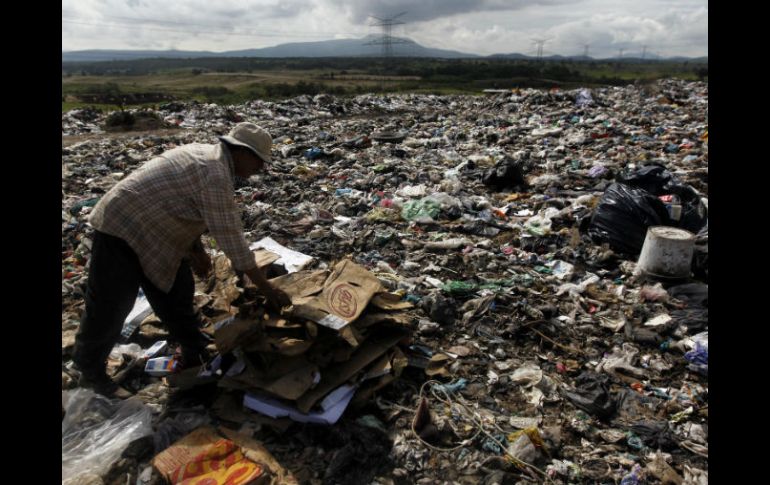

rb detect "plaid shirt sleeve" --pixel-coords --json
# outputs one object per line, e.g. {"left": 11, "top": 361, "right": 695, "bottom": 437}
{"left": 199, "top": 170, "right": 257, "bottom": 271}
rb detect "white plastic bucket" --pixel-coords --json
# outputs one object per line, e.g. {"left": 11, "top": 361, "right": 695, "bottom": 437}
{"left": 635, "top": 226, "right": 696, "bottom": 280}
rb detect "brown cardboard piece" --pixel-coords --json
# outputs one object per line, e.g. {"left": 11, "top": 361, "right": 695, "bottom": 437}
{"left": 351, "top": 346, "right": 410, "bottom": 406}
{"left": 295, "top": 327, "right": 408, "bottom": 413}
{"left": 214, "top": 318, "right": 261, "bottom": 354}
{"left": 244, "top": 336, "right": 314, "bottom": 356}
{"left": 285, "top": 260, "right": 384, "bottom": 331}
{"left": 264, "top": 317, "right": 303, "bottom": 330}
{"left": 215, "top": 316, "right": 315, "bottom": 357}
{"left": 253, "top": 249, "right": 281, "bottom": 269}
{"left": 219, "top": 354, "right": 319, "bottom": 400}
{"left": 270, "top": 269, "right": 328, "bottom": 299}
{"left": 363, "top": 353, "right": 393, "bottom": 380}
{"left": 425, "top": 353, "right": 452, "bottom": 377}
{"left": 370, "top": 292, "right": 415, "bottom": 310}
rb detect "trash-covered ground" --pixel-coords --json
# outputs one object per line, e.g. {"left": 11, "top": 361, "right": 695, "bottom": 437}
{"left": 62, "top": 79, "right": 708, "bottom": 484}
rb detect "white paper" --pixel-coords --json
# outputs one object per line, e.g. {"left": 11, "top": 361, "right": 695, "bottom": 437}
{"left": 142, "top": 340, "right": 167, "bottom": 359}
{"left": 424, "top": 277, "right": 444, "bottom": 288}
{"left": 243, "top": 384, "right": 356, "bottom": 425}
{"left": 644, "top": 314, "right": 672, "bottom": 327}
{"left": 121, "top": 294, "right": 153, "bottom": 338}
{"left": 395, "top": 184, "right": 427, "bottom": 198}
{"left": 318, "top": 314, "right": 349, "bottom": 330}
{"left": 250, "top": 237, "right": 314, "bottom": 273}
{"left": 509, "top": 416, "right": 542, "bottom": 429}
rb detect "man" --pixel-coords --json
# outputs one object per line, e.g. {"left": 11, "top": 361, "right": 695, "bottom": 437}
{"left": 71, "top": 122, "right": 290, "bottom": 397}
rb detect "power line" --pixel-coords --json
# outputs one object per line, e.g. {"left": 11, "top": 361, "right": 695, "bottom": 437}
{"left": 364, "top": 12, "right": 413, "bottom": 59}
{"left": 531, "top": 38, "right": 551, "bottom": 61}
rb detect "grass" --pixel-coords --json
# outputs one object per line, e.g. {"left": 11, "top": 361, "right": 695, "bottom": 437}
{"left": 61, "top": 61, "right": 706, "bottom": 110}
{"left": 62, "top": 101, "right": 162, "bottom": 112}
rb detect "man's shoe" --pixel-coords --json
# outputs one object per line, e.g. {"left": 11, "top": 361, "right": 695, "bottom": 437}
{"left": 72, "top": 365, "right": 133, "bottom": 399}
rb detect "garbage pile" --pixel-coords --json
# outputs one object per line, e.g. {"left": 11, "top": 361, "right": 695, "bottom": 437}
{"left": 211, "top": 258, "right": 414, "bottom": 426}
{"left": 63, "top": 78, "right": 708, "bottom": 484}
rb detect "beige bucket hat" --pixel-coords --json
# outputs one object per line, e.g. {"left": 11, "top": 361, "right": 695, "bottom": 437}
{"left": 219, "top": 122, "right": 272, "bottom": 164}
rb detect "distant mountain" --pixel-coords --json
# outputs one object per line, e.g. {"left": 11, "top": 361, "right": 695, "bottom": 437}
{"left": 489, "top": 52, "right": 706, "bottom": 62}
{"left": 488, "top": 53, "right": 530, "bottom": 59}
{"left": 489, "top": 53, "right": 580, "bottom": 61}
{"left": 62, "top": 36, "right": 477, "bottom": 62}
{"left": 226, "top": 35, "right": 477, "bottom": 58}
{"left": 667, "top": 56, "right": 708, "bottom": 63}
{"left": 62, "top": 49, "right": 219, "bottom": 62}
{"left": 62, "top": 39, "right": 707, "bottom": 63}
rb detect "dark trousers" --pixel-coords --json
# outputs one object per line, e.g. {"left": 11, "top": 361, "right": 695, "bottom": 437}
{"left": 73, "top": 230, "right": 206, "bottom": 374}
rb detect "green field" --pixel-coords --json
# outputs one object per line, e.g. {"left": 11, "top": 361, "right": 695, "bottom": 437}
{"left": 62, "top": 57, "right": 707, "bottom": 111}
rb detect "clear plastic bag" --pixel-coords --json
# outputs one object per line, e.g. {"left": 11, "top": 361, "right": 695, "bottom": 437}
{"left": 62, "top": 388, "right": 152, "bottom": 484}
{"left": 108, "top": 343, "right": 143, "bottom": 360}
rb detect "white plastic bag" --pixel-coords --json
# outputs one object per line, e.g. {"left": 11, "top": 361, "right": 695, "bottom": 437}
{"left": 62, "top": 389, "right": 152, "bottom": 484}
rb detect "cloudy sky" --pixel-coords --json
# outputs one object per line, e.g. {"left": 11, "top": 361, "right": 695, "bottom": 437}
{"left": 62, "top": 0, "right": 707, "bottom": 58}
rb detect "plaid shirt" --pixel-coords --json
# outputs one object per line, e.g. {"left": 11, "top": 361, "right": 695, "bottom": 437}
{"left": 89, "top": 142, "right": 256, "bottom": 292}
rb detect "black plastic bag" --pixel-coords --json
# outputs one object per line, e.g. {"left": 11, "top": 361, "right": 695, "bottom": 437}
{"left": 617, "top": 163, "right": 671, "bottom": 194}
{"left": 693, "top": 245, "right": 708, "bottom": 281}
{"left": 613, "top": 390, "right": 664, "bottom": 427}
{"left": 631, "top": 420, "right": 679, "bottom": 451}
{"left": 667, "top": 283, "right": 708, "bottom": 308}
{"left": 665, "top": 183, "right": 708, "bottom": 234}
{"left": 587, "top": 183, "right": 672, "bottom": 255}
{"left": 421, "top": 292, "right": 456, "bottom": 325}
{"left": 670, "top": 308, "right": 708, "bottom": 332}
{"left": 457, "top": 220, "right": 501, "bottom": 237}
{"left": 563, "top": 372, "right": 616, "bottom": 420}
{"left": 483, "top": 156, "right": 528, "bottom": 190}
{"left": 617, "top": 164, "right": 708, "bottom": 235}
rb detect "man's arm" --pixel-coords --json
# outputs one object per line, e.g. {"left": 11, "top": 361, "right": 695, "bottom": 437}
{"left": 189, "top": 236, "right": 212, "bottom": 279}
{"left": 198, "top": 171, "right": 288, "bottom": 310}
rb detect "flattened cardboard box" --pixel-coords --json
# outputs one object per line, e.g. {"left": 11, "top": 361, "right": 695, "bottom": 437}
{"left": 279, "top": 260, "right": 384, "bottom": 332}
{"left": 295, "top": 327, "right": 408, "bottom": 413}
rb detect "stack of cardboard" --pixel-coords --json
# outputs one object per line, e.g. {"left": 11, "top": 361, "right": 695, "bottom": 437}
{"left": 213, "top": 258, "right": 414, "bottom": 425}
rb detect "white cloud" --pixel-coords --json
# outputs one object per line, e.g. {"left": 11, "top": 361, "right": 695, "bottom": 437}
{"left": 62, "top": 0, "right": 707, "bottom": 57}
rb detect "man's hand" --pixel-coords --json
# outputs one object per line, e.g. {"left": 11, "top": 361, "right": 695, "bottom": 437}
{"left": 243, "top": 267, "right": 291, "bottom": 312}
{"left": 189, "top": 240, "right": 212, "bottom": 279}
{"left": 262, "top": 285, "right": 292, "bottom": 312}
